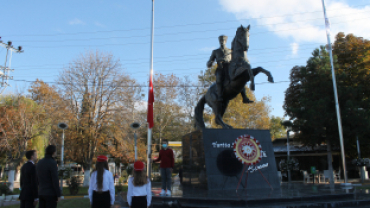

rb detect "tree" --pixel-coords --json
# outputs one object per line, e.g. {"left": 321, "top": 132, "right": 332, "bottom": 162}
{"left": 284, "top": 34, "right": 370, "bottom": 155}
{"left": 284, "top": 34, "right": 370, "bottom": 184}
{"left": 28, "top": 79, "right": 74, "bottom": 148}
{"left": 0, "top": 95, "right": 47, "bottom": 190}
{"left": 58, "top": 50, "right": 138, "bottom": 186}
{"left": 332, "top": 33, "right": 370, "bottom": 158}
{"left": 270, "top": 116, "right": 285, "bottom": 140}
{"left": 151, "top": 74, "right": 186, "bottom": 151}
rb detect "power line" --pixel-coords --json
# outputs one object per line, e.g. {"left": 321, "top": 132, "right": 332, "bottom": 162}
{"left": 10, "top": 10, "right": 370, "bottom": 43}
{"left": 20, "top": 16, "right": 370, "bottom": 49}
{"left": 3, "top": 3, "right": 370, "bottom": 38}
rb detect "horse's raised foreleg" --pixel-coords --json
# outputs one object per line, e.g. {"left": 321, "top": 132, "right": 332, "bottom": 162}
{"left": 252, "top": 67, "right": 274, "bottom": 83}
{"left": 241, "top": 88, "right": 254, "bottom": 104}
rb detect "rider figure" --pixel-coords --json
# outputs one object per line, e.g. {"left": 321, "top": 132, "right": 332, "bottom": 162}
{"left": 207, "top": 35, "right": 253, "bottom": 103}
{"left": 207, "top": 35, "right": 231, "bottom": 102}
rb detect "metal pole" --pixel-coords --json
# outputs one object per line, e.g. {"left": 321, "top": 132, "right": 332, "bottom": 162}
{"left": 60, "top": 129, "right": 65, "bottom": 193}
{"left": 287, "top": 130, "right": 291, "bottom": 183}
{"left": 356, "top": 136, "right": 367, "bottom": 182}
{"left": 321, "top": 0, "right": 348, "bottom": 183}
{"left": 134, "top": 132, "right": 138, "bottom": 161}
{"left": 61, "top": 129, "right": 65, "bottom": 165}
{"left": 356, "top": 136, "right": 361, "bottom": 159}
{"left": 147, "top": 0, "right": 155, "bottom": 179}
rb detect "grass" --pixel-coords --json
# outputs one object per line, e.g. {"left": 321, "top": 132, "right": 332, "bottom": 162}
{"left": 4, "top": 198, "right": 90, "bottom": 208}
{"left": 355, "top": 185, "right": 370, "bottom": 190}
{"left": 10, "top": 185, "right": 127, "bottom": 196}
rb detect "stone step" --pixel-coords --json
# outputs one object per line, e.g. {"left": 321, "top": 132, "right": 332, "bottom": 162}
{"left": 151, "top": 198, "right": 370, "bottom": 208}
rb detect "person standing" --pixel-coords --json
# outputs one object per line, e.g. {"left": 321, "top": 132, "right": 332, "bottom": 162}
{"left": 19, "top": 150, "right": 38, "bottom": 208}
{"left": 153, "top": 139, "right": 174, "bottom": 196}
{"left": 37, "top": 145, "right": 61, "bottom": 208}
{"left": 127, "top": 161, "right": 152, "bottom": 208}
{"left": 88, "top": 155, "right": 115, "bottom": 208}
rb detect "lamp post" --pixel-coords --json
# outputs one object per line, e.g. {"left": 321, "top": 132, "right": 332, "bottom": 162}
{"left": 57, "top": 122, "right": 68, "bottom": 193}
{"left": 130, "top": 122, "right": 141, "bottom": 161}
{"left": 283, "top": 120, "right": 293, "bottom": 183}
{"left": 355, "top": 108, "right": 367, "bottom": 182}
{"left": 287, "top": 128, "right": 291, "bottom": 183}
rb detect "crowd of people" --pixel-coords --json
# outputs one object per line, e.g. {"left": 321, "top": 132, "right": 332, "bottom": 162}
{"left": 17, "top": 139, "right": 175, "bottom": 208}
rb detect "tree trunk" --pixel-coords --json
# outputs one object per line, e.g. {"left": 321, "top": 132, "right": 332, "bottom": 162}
{"left": 7, "top": 163, "right": 15, "bottom": 192}
{"left": 14, "top": 166, "right": 21, "bottom": 182}
{"left": 327, "top": 140, "right": 334, "bottom": 185}
{"left": 83, "top": 164, "right": 91, "bottom": 187}
{"left": 0, "top": 165, "right": 4, "bottom": 178}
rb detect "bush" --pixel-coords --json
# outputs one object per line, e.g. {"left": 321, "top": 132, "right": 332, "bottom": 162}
{"left": 0, "top": 182, "right": 12, "bottom": 195}
{"left": 115, "top": 181, "right": 123, "bottom": 193}
{"left": 67, "top": 177, "right": 80, "bottom": 195}
{"left": 118, "top": 177, "right": 126, "bottom": 183}
{"left": 127, "top": 166, "right": 133, "bottom": 176}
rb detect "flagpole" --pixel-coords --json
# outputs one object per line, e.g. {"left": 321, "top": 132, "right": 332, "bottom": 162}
{"left": 147, "top": 0, "right": 155, "bottom": 179}
{"left": 321, "top": 0, "right": 348, "bottom": 184}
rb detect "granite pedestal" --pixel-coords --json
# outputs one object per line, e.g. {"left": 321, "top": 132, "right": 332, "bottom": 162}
{"left": 182, "top": 129, "right": 280, "bottom": 190}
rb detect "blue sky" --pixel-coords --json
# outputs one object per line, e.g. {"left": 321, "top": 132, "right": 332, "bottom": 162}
{"left": 1, "top": 0, "right": 370, "bottom": 118}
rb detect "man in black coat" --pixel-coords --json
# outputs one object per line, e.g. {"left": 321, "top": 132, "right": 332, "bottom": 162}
{"left": 19, "top": 150, "right": 38, "bottom": 208}
{"left": 36, "top": 145, "right": 61, "bottom": 208}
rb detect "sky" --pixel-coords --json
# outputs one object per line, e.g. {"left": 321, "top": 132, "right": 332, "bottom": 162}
{"left": 1, "top": 0, "right": 370, "bottom": 118}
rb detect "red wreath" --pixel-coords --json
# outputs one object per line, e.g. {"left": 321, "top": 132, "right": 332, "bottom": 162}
{"left": 233, "top": 134, "right": 262, "bottom": 165}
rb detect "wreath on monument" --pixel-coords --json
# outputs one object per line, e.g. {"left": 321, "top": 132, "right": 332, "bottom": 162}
{"left": 233, "top": 134, "right": 262, "bottom": 165}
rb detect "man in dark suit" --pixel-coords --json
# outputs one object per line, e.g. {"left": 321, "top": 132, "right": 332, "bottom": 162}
{"left": 36, "top": 145, "right": 61, "bottom": 208}
{"left": 19, "top": 150, "right": 38, "bottom": 208}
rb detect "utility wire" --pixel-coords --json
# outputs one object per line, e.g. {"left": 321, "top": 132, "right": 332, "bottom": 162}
{"left": 10, "top": 10, "right": 370, "bottom": 43}
{"left": 3, "top": 3, "right": 370, "bottom": 38}
{"left": 21, "top": 16, "right": 370, "bottom": 49}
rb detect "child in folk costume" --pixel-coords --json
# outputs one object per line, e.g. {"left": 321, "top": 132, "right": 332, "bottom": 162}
{"left": 88, "top": 155, "right": 115, "bottom": 208}
{"left": 127, "top": 161, "right": 152, "bottom": 208}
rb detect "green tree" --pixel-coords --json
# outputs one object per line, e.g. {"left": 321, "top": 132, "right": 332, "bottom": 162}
{"left": 284, "top": 33, "right": 370, "bottom": 159}
{"left": 269, "top": 116, "right": 285, "bottom": 140}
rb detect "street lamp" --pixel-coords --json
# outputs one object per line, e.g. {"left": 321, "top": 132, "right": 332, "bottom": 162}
{"left": 57, "top": 122, "right": 68, "bottom": 193}
{"left": 283, "top": 120, "right": 293, "bottom": 183}
{"left": 130, "top": 122, "right": 141, "bottom": 160}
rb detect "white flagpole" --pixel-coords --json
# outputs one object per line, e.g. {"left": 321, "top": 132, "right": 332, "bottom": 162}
{"left": 147, "top": 0, "right": 155, "bottom": 179}
{"left": 321, "top": 0, "right": 348, "bottom": 183}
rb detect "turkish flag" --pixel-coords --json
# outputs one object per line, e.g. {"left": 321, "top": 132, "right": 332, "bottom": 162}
{"left": 147, "top": 73, "right": 154, "bottom": 129}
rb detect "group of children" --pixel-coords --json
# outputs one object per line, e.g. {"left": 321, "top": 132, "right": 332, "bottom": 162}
{"left": 89, "top": 139, "right": 173, "bottom": 208}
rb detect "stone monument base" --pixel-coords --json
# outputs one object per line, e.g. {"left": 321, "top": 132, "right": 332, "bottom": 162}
{"left": 182, "top": 129, "right": 280, "bottom": 190}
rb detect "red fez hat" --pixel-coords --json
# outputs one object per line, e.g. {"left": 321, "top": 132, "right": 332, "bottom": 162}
{"left": 134, "top": 161, "right": 145, "bottom": 171}
{"left": 97, "top": 155, "right": 108, "bottom": 162}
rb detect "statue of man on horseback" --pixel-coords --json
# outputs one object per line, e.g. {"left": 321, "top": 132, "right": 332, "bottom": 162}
{"left": 207, "top": 35, "right": 254, "bottom": 104}
{"left": 195, "top": 25, "right": 274, "bottom": 129}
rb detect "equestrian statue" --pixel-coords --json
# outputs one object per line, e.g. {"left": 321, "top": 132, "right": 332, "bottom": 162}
{"left": 195, "top": 25, "right": 274, "bottom": 129}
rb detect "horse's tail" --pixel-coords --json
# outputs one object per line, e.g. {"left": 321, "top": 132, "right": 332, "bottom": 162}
{"left": 194, "top": 95, "right": 206, "bottom": 129}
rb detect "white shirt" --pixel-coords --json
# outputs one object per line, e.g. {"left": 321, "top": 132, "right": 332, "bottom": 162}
{"left": 127, "top": 177, "right": 152, "bottom": 207}
{"left": 88, "top": 169, "right": 115, "bottom": 205}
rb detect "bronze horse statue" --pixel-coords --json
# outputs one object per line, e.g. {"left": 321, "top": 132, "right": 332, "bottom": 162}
{"left": 195, "top": 25, "right": 274, "bottom": 129}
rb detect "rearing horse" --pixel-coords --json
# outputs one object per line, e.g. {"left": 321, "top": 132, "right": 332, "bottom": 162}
{"left": 195, "top": 25, "right": 274, "bottom": 129}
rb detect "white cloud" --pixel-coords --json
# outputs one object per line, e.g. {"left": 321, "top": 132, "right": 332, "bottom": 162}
{"left": 69, "top": 18, "right": 85, "bottom": 25}
{"left": 95, "top": 22, "right": 105, "bottom": 27}
{"left": 290, "top": 43, "right": 299, "bottom": 55}
{"left": 218, "top": 0, "right": 370, "bottom": 43}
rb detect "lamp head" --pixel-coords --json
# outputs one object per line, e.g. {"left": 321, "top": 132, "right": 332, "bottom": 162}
{"left": 58, "top": 122, "right": 68, "bottom": 130}
{"left": 130, "top": 122, "right": 141, "bottom": 129}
